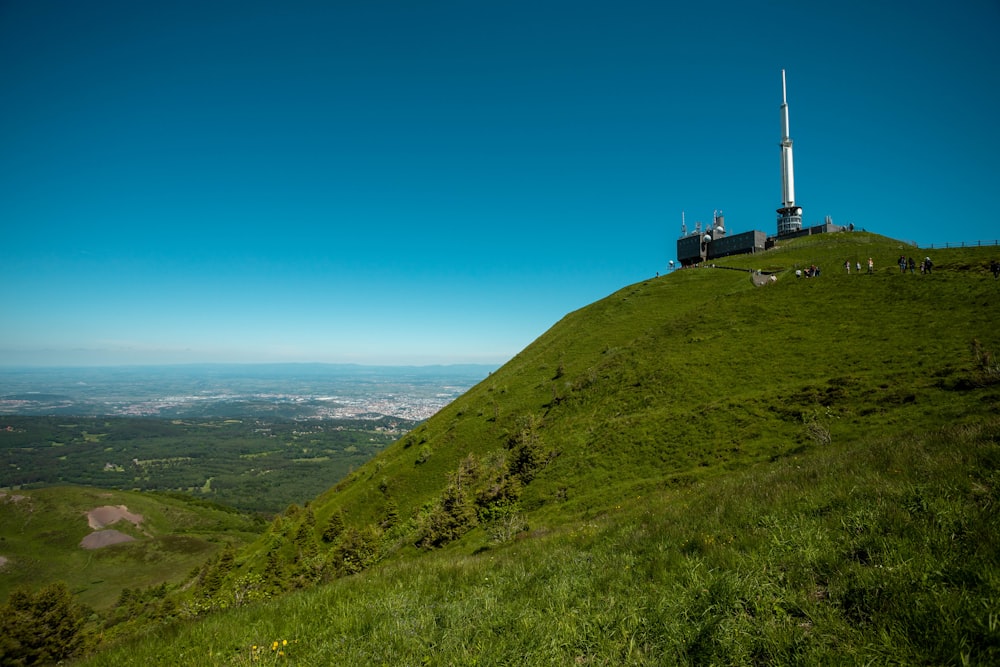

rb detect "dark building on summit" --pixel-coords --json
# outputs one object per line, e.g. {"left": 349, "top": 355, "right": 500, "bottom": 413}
{"left": 676, "top": 213, "right": 767, "bottom": 266}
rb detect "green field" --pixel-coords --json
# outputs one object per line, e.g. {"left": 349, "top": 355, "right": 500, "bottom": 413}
{"left": 4, "top": 232, "right": 999, "bottom": 665}
{"left": 0, "top": 416, "right": 410, "bottom": 513}
{"left": 0, "top": 486, "right": 262, "bottom": 611}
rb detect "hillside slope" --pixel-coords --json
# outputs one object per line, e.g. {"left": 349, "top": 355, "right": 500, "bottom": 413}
{"left": 310, "top": 233, "right": 998, "bottom": 534}
{"left": 80, "top": 233, "right": 1000, "bottom": 664}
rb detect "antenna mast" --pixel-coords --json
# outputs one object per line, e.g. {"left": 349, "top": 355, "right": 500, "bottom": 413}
{"left": 776, "top": 69, "right": 802, "bottom": 235}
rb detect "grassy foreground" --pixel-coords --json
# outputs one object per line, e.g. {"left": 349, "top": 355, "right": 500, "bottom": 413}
{"left": 83, "top": 417, "right": 1000, "bottom": 665}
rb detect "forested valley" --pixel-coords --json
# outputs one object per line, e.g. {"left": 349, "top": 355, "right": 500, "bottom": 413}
{"left": 0, "top": 416, "right": 415, "bottom": 513}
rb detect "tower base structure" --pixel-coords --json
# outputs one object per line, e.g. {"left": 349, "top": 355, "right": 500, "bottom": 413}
{"left": 776, "top": 206, "right": 802, "bottom": 236}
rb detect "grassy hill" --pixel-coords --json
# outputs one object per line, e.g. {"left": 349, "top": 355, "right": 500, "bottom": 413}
{"left": 0, "top": 486, "right": 261, "bottom": 611}
{"left": 67, "top": 233, "right": 1000, "bottom": 663}
{"left": 308, "top": 232, "right": 998, "bottom": 530}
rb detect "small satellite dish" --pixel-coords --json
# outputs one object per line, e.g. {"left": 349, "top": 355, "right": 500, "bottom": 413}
{"left": 703, "top": 234, "right": 712, "bottom": 242}
{"left": 668, "top": 260, "right": 674, "bottom": 267}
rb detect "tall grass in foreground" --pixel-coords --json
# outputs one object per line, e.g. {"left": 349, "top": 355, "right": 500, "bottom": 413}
{"left": 82, "top": 418, "right": 1000, "bottom": 666}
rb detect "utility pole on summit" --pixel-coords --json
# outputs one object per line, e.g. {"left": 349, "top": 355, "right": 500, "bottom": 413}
{"left": 776, "top": 69, "right": 802, "bottom": 236}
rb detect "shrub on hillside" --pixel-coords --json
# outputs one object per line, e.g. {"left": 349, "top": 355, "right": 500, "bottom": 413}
{"left": 507, "top": 414, "right": 547, "bottom": 484}
{"left": 332, "top": 525, "right": 382, "bottom": 575}
{"left": 380, "top": 498, "right": 400, "bottom": 530}
{"left": 293, "top": 509, "right": 318, "bottom": 563}
{"left": 416, "top": 476, "right": 478, "bottom": 549}
{"left": 322, "top": 509, "right": 346, "bottom": 543}
{"left": 478, "top": 500, "right": 527, "bottom": 544}
{"left": 0, "top": 582, "right": 89, "bottom": 666}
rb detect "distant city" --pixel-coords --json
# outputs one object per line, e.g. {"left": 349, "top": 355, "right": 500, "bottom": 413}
{"left": 0, "top": 364, "right": 496, "bottom": 421}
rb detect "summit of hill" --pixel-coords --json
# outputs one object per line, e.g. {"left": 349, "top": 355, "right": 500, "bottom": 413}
{"left": 312, "top": 232, "right": 998, "bottom": 530}
{"left": 64, "top": 233, "right": 1000, "bottom": 664}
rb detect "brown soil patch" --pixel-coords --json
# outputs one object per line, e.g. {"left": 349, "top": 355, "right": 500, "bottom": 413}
{"left": 80, "top": 530, "right": 136, "bottom": 549}
{"left": 0, "top": 556, "right": 8, "bottom": 569}
{"left": 87, "top": 505, "right": 144, "bottom": 530}
{"left": 752, "top": 273, "right": 777, "bottom": 286}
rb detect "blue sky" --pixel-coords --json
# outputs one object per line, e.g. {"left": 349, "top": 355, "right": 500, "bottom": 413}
{"left": 2, "top": 1, "right": 998, "bottom": 366}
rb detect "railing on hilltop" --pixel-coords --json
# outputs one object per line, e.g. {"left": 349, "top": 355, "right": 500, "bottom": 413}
{"left": 674, "top": 237, "right": 1000, "bottom": 271}
{"left": 924, "top": 240, "right": 1000, "bottom": 249}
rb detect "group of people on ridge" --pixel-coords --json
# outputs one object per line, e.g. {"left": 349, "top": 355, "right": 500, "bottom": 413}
{"left": 842, "top": 256, "right": 934, "bottom": 275}
{"left": 786, "top": 254, "right": 1000, "bottom": 281}
{"left": 795, "top": 265, "right": 820, "bottom": 278}
{"left": 896, "top": 255, "right": 934, "bottom": 274}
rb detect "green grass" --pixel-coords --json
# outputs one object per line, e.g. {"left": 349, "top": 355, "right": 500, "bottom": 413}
{"left": 0, "top": 486, "right": 261, "bottom": 610}
{"left": 82, "top": 417, "right": 1000, "bottom": 665}
{"left": 32, "top": 233, "right": 1000, "bottom": 663}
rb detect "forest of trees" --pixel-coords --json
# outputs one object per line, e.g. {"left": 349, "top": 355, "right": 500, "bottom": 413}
{"left": 0, "top": 416, "right": 414, "bottom": 513}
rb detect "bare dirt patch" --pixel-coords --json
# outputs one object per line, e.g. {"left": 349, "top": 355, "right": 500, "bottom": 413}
{"left": 87, "top": 505, "right": 144, "bottom": 530}
{"left": 79, "top": 505, "right": 147, "bottom": 549}
{"left": 0, "top": 555, "right": 9, "bottom": 569}
{"left": 80, "top": 530, "right": 136, "bottom": 549}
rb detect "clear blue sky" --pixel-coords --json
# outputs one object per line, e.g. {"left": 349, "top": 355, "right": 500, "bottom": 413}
{"left": 2, "top": 1, "right": 998, "bottom": 366}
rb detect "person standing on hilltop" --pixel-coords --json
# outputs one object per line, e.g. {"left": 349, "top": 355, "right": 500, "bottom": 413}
{"left": 991, "top": 260, "right": 999, "bottom": 279}
{"left": 867, "top": 257, "right": 874, "bottom": 274}
{"left": 898, "top": 255, "right": 907, "bottom": 273}
{"left": 908, "top": 257, "right": 916, "bottom": 274}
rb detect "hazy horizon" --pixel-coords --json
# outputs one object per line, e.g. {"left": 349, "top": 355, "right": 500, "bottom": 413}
{"left": 0, "top": 360, "right": 501, "bottom": 370}
{"left": 0, "top": 362, "right": 494, "bottom": 420}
